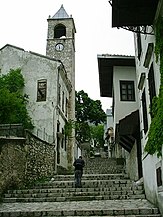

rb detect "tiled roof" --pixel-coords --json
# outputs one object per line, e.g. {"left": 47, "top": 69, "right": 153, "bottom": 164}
{"left": 97, "top": 54, "right": 135, "bottom": 59}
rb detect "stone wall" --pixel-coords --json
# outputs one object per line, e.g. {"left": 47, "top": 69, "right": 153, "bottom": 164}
{"left": 0, "top": 138, "right": 26, "bottom": 196}
{"left": 0, "top": 131, "right": 55, "bottom": 196}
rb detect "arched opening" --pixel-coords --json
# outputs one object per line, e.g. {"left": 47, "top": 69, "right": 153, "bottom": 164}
{"left": 54, "top": 24, "right": 66, "bottom": 38}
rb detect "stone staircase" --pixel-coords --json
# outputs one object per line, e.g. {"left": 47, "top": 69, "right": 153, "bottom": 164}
{"left": 0, "top": 157, "right": 161, "bottom": 217}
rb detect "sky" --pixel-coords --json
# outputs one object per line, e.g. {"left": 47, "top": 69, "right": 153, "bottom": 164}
{"left": 0, "top": 0, "right": 135, "bottom": 112}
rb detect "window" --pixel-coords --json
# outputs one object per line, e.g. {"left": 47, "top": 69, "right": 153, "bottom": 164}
{"left": 37, "top": 79, "right": 47, "bottom": 101}
{"left": 61, "top": 128, "right": 64, "bottom": 148}
{"left": 120, "top": 81, "right": 135, "bottom": 101}
{"left": 66, "top": 98, "right": 68, "bottom": 117}
{"left": 142, "top": 89, "right": 148, "bottom": 134}
{"left": 62, "top": 91, "right": 64, "bottom": 112}
{"left": 148, "top": 63, "right": 156, "bottom": 116}
{"left": 58, "top": 84, "right": 61, "bottom": 106}
{"left": 54, "top": 24, "right": 66, "bottom": 38}
{"left": 137, "top": 28, "right": 142, "bottom": 60}
{"left": 57, "top": 121, "right": 60, "bottom": 164}
{"left": 156, "top": 167, "right": 162, "bottom": 187}
{"left": 64, "top": 135, "right": 67, "bottom": 151}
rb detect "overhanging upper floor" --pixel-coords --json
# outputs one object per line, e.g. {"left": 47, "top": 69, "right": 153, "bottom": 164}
{"left": 111, "top": 0, "right": 159, "bottom": 27}
{"left": 98, "top": 54, "right": 135, "bottom": 97}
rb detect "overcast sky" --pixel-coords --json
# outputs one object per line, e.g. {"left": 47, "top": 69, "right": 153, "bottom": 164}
{"left": 0, "top": 0, "right": 135, "bottom": 112}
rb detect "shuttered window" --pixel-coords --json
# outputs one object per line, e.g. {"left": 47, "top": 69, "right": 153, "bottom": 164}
{"left": 37, "top": 79, "right": 47, "bottom": 101}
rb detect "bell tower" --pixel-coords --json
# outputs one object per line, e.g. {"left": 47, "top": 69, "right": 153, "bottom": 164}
{"left": 46, "top": 4, "right": 76, "bottom": 85}
{"left": 46, "top": 5, "right": 76, "bottom": 169}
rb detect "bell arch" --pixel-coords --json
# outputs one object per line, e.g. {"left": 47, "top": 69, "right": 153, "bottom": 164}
{"left": 54, "top": 24, "right": 66, "bottom": 38}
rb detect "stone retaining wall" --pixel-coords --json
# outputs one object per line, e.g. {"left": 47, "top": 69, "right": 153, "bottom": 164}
{"left": 0, "top": 131, "right": 55, "bottom": 196}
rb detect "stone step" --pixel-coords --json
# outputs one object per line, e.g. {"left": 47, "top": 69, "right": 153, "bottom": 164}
{"left": 0, "top": 157, "right": 160, "bottom": 216}
{"left": 4, "top": 186, "right": 145, "bottom": 202}
{"left": 51, "top": 173, "right": 128, "bottom": 181}
{"left": 84, "top": 158, "right": 125, "bottom": 174}
{"left": 38, "top": 216, "right": 162, "bottom": 217}
{"left": 40, "top": 216, "right": 162, "bottom": 217}
{"left": 6, "top": 186, "right": 143, "bottom": 195}
{"left": 33, "top": 180, "right": 141, "bottom": 189}
{"left": 84, "top": 169, "right": 125, "bottom": 174}
{"left": 0, "top": 199, "right": 160, "bottom": 216}
{"left": 0, "top": 209, "right": 160, "bottom": 216}
{"left": 3, "top": 192, "right": 146, "bottom": 203}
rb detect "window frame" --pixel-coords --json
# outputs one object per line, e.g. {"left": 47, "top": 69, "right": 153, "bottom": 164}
{"left": 137, "top": 28, "right": 142, "bottom": 60}
{"left": 148, "top": 63, "right": 156, "bottom": 115}
{"left": 37, "top": 79, "right": 47, "bottom": 102}
{"left": 58, "top": 84, "right": 61, "bottom": 107}
{"left": 142, "top": 89, "right": 148, "bottom": 134}
{"left": 120, "top": 80, "right": 135, "bottom": 102}
{"left": 62, "top": 91, "right": 65, "bottom": 112}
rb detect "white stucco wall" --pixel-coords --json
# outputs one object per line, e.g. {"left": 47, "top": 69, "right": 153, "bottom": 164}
{"left": 0, "top": 45, "right": 71, "bottom": 169}
{"left": 134, "top": 24, "right": 163, "bottom": 215}
{"left": 142, "top": 155, "right": 160, "bottom": 203}
{"left": 106, "top": 109, "right": 113, "bottom": 129}
{"left": 113, "top": 66, "right": 138, "bottom": 125}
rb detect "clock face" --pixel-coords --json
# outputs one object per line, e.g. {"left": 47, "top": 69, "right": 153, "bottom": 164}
{"left": 55, "top": 43, "right": 64, "bottom": 51}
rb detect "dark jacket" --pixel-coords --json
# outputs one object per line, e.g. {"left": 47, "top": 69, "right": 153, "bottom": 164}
{"left": 73, "top": 158, "right": 85, "bottom": 171}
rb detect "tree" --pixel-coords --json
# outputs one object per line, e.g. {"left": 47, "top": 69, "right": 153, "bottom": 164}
{"left": 90, "top": 124, "right": 105, "bottom": 148}
{"left": 75, "top": 90, "right": 106, "bottom": 144}
{"left": 0, "top": 68, "right": 33, "bottom": 129}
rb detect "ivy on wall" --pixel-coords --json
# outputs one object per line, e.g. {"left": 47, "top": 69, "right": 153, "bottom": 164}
{"left": 144, "top": 17, "right": 163, "bottom": 157}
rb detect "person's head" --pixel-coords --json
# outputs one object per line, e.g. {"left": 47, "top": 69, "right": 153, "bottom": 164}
{"left": 79, "top": 156, "right": 82, "bottom": 159}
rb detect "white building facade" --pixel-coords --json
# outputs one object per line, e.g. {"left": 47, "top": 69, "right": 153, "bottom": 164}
{"left": 0, "top": 5, "right": 77, "bottom": 172}
{"left": 134, "top": 19, "right": 163, "bottom": 217}
{"left": 98, "top": 0, "right": 163, "bottom": 215}
{"left": 98, "top": 55, "right": 142, "bottom": 180}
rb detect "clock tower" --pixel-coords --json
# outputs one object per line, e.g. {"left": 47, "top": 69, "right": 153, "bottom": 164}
{"left": 46, "top": 5, "right": 76, "bottom": 169}
{"left": 46, "top": 4, "right": 76, "bottom": 85}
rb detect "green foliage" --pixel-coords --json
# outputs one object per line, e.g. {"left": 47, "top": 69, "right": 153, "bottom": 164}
{"left": 90, "top": 124, "right": 105, "bottom": 148}
{"left": 64, "top": 120, "right": 76, "bottom": 137}
{"left": 75, "top": 90, "right": 106, "bottom": 125}
{"left": 75, "top": 90, "right": 106, "bottom": 144}
{"left": 0, "top": 68, "right": 33, "bottom": 129}
{"left": 144, "top": 17, "right": 163, "bottom": 157}
{"left": 0, "top": 68, "right": 24, "bottom": 93}
{"left": 75, "top": 121, "right": 91, "bottom": 143}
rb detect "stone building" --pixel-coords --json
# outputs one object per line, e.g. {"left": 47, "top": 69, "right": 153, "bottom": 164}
{"left": 0, "top": 5, "right": 76, "bottom": 172}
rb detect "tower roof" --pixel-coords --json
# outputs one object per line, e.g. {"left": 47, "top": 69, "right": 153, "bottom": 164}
{"left": 52, "top": 5, "right": 69, "bottom": 19}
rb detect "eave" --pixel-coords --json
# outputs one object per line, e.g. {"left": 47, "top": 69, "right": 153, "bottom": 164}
{"left": 98, "top": 55, "right": 135, "bottom": 97}
{"left": 112, "top": 0, "right": 159, "bottom": 27}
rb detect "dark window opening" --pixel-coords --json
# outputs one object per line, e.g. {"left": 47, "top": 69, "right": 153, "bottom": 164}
{"left": 62, "top": 91, "right": 65, "bottom": 112}
{"left": 66, "top": 98, "right": 68, "bottom": 117}
{"left": 61, "top": 128, "right": 64, "bottom": 149}
{"left": 64, "top": 135, "right": 67, "bottom": 151}
{"left": 120, "top": 81, "right": 135, "bottom": 101}
{"left": 58, "top": 84, "right": 61, "bottom": 106}
{"left": 137, "top": 28, "right": 142, "bottom": 60}
{"left": 156, "top": 167, "right": 162, "bottom": 187}
{"left": 54, "top": 24, "right": 66, "bottom": 38}
{"left": 37, "top": 80, "right": 47, "bottom": 101}
{"left": 148, "top": 63, "right": 156, "bottom": 117}
{"left": 57, "top": 121, "right": 60, "bottom": 164}
{"left": 142, "top": 89, "right": 148, "bottom": 134}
